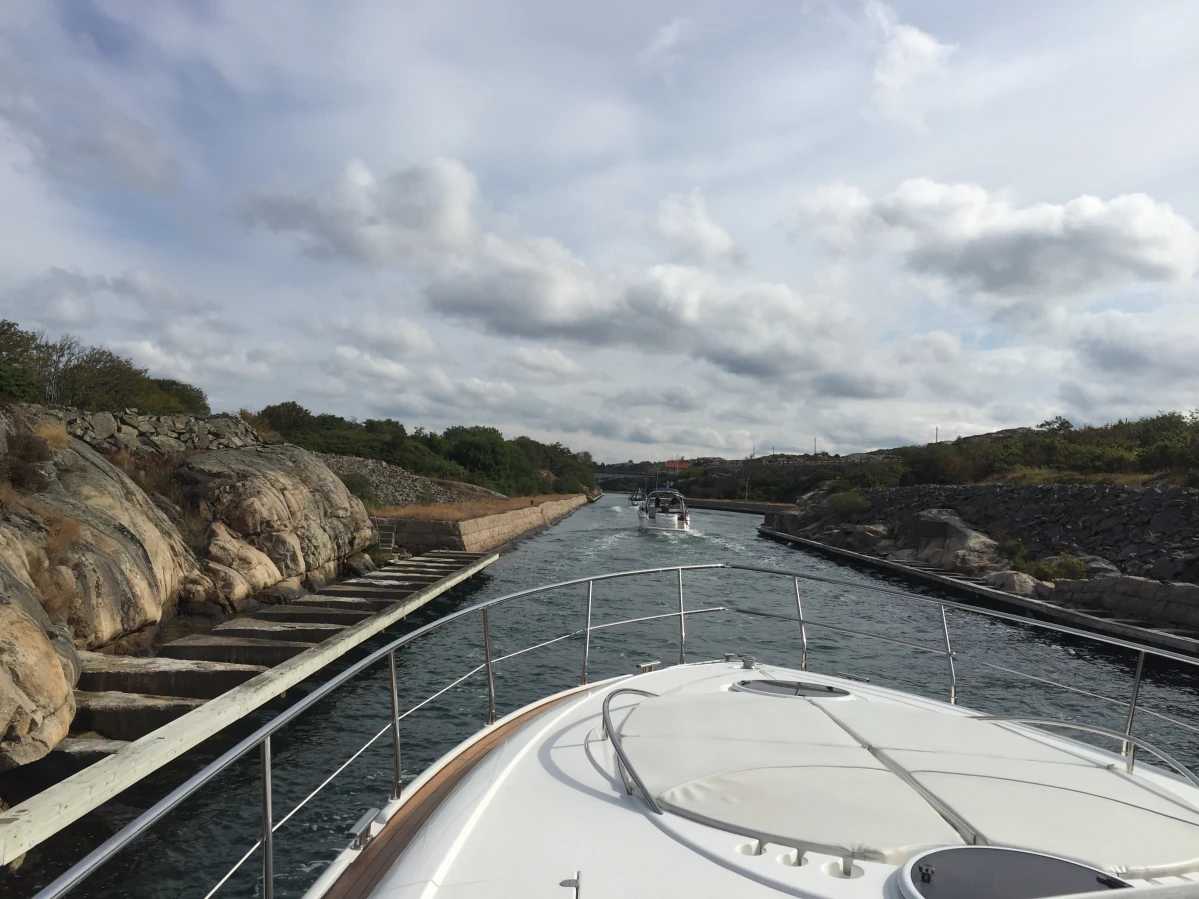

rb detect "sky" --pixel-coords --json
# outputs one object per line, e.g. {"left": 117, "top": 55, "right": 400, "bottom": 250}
{"left": 1, "top": 0, "right": 1197, "bottom": 462}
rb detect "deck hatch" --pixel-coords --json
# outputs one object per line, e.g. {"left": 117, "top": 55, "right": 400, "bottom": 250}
{"left": 899, "top": 846, "right": 1130, "bottom": 898}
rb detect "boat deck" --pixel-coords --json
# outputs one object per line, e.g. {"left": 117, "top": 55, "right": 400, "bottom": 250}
{"left": 314, "top": 661, "right": 1199, "bottom": 898}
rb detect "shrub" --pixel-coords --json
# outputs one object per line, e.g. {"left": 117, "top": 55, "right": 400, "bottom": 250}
{"left": 337, "top": 471, "right": 378, "bottom": 509}
{"left": 33, "top": 421, "right": 70, "bottom": 449}
{"left": 45, "top": 515, "right": 82, "bottom": 559}
{"left": 1185, "top": 470, "right": 1199, "bottom": 489}
{"left": 239, "top": 409, "right": 283, "bottom": 443}
{"left": 826, "top": 490, "right": 869, "bottom": 523}
{"left": 1013, "top": 551, "right": 1088, "bottom": 582}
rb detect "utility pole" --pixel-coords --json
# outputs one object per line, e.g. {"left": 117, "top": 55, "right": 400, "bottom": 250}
{"left": 936, "top": 427, "right": 939, "bottom": 444}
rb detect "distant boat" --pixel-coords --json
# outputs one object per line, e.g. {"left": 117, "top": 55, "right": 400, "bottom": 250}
{"left": 629, "top": 488, "right": 646, "bottom": 507}
{"left": 638, "top": 487, "right": 690, "bottom": 531}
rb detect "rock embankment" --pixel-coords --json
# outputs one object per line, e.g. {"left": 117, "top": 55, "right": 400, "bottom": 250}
{"left": 310, "top": 452, "right": 502, "bottom": 506}
{"left": 804, "top": 484, "right": 1199, "bottom": 583}
{"left": 54, "top": 407, "right": 266, "bottom": 454}
{"left": 0, "top": 406, "right": 373, "bottom": 771}
{"left": 178, "top": 446, "right": 375, "bottom": 614}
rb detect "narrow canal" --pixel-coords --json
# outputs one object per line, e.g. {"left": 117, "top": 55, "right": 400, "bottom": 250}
{"left": 20, "top": 497, "right": 1199, "bottom": 898}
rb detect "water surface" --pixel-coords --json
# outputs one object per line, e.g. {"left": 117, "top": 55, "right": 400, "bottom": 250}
{"left": 21, "top": 498, "right": 1199, "bottom": 898}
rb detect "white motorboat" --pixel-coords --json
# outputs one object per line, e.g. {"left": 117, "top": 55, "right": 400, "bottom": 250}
{"left": 629, "top": 488, "right": 646, "bottom": 507}
{"left": 638, "top": 486, "right": 691, "bottom": 531}
{"left": 39, "top": 562, "right": 1199, "bottom": 899}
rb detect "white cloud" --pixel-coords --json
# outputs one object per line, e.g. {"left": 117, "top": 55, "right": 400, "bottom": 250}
{"left": 866, "top": 0, "right": 954, "bottom": 127}
{"left": 801, "top": 178, "right": 1199, "bottom": 307}
{"left": 325, "top": 346, "right": 412, "bottom": 384}
{"left": 504, "top": 347, "right": 584, "bottom": 381}
{"left": 240, "top": 158, "right": 478, "bottom": 266}
{"left": 655, "top": 190, "right": 741, "bottom": 265}
{"left": 639, "top": 18, "right": 697, "bottom": 78}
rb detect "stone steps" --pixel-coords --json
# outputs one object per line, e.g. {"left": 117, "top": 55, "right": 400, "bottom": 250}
{"left": 316, "top": 585, "right": 419, "bottom": 601}
{"left": 291, "top": 595, "right": 395, "bottom": 613}
{"left": 211, "top": 617, "right": 346, "bottom": 643}
{"left": 253, "top": 605, "right": 375, "bottom": 625}
{"left": 157, "top": 634, "right": 315, "bottom": 666}
{"left": 77, "top": 652, "right": 268, "bottom": 699}
{"left": 73, "top": 692, "right": 206, "bottom": 742}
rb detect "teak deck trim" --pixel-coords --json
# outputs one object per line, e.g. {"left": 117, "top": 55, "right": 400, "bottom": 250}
{"left": 321, "top": 687, "right": 588, "bottom": 899}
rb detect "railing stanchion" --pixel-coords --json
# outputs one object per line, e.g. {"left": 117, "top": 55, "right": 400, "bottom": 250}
{"left": 388, "top": 650, "right": 403, "bottom": 800}
{"left": 939, "top": 605, "right": 957, "bottom": 705}
{"left": 260, "top": 736, "right": 274, "bottom": 899}
{"left": 1123, "top": 650, "right": 1145, "bottom": 771}
{"left": 581, "top": 580, "right": 594, "bottom": 685}
{"left": 677, "top": 569, "right": 686, "bottom": 665}
{"left": 794, "top": 578, "right": 809, "bottom": 671}
{"left": 483, "top": 607, "right": 496, "bottom": 725}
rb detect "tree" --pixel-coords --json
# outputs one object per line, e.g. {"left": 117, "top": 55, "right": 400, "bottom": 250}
{"left": 0, "top": 361, "right": 35, "bottom": 400}
{"left": 1037, "top": 416, "right": 1075, "bottom": 433}
{"left": 258, "top": 401, "right": 315, "bottom": 434}
{"left": 151, "top": 378, "right": 210, "bottom": 415}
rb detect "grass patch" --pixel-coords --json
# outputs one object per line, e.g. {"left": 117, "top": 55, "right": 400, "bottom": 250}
{"left": 33, "top": 420, "right": 70, "bottom": 449}
{"left": 826, "top": 490, "right": 869, "bottom": 523}
{"left": 375, "top": 494, "right": 580, "bottom": 521}
{"left": 981, "top": 466, "right": 1161, "bottom": 486}
{"left": 45, "top": 514, "right": 82, "bottom": 558}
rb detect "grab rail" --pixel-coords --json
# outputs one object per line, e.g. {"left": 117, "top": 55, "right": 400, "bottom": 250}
{"left": 600, "top": 688, "right": 663, "bottom": 814}
{"left": 27, "top": 558, "right": 1199, "bottom": 899}
{"left": 975, "top": 717, "right": 1199, "bottom": 790}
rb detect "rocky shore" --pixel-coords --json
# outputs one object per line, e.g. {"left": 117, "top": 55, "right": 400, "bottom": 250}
{"left": 0, "top": 404, "right": 373, "bottom": 773}
{"left": 766, "top": 483, "right": 1199, "bottom": 634}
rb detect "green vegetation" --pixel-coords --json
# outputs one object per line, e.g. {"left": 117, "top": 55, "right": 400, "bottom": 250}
{"left": 826, "top": 489, "right": 869, "bottom": 522}
{"left": 255, "top": 401, "right": 597, "bottom": 497}
{"left": 1000, "top": 536, "right": 1090, "bottom": 581}
{"left": 0, "top": 320, "right": 210, "bottom": 414}
{"left": 615, "top": 412, "right": 1199, "bottom": 504}
{"left": 890, "top": 414, "right": 1199, "bottom": 485}
{"left": 337, "top": 472, "right": 378, "bottom": 510}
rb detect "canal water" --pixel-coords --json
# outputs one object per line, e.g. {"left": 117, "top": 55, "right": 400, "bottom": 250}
{"left": 20, "top": 497, "right": 1199, "bottom": 898}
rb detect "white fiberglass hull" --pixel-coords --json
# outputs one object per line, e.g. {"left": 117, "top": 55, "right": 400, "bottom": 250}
{"left": 638, "top": 508, "right": 690, "bottom": 531}
{"left": 313, "top": 660, "right": 1199, "bottom": 899}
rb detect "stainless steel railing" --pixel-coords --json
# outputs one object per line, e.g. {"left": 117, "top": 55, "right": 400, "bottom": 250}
{"left": 31, "top": 560, "right": 1199, "bottom": 899}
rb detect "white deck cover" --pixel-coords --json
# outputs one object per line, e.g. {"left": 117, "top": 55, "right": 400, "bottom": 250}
{"left": 818, "top": 701, "right": 1199, "bottom": 877}
{"left": 620, "top": 692, "right": 965, "bottom": 863}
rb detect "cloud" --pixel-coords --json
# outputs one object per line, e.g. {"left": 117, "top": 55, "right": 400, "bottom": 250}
{"left": 240, "top": 158, "right": 478, "bottom": 266}
{"left": 655, "top": 190, "right": 742, "bottom": 265}
{"left": 866, "top": 0, "right": 954, "bottom": 127}
{"left": 503, "top": 347, "right": 584, "bottom": 381}
{"left": 0, "top": 51, "right": 177, "bottom": 193}
{"left": 246, "top": 159, "right": 851, "bottom": 383}
{"left": 324, "top": 345, "right": 412, "bottom": 384}
{"left": 1071, "top": 311, "right": 1199, "bottom": 381}
{"left": 327, "top": 315, "right": 437, "bottom": 360}
{"left": 613, "top": 386, "right": 706, "bottom": 413}
{"left": 638, "top": 18, "right": 697, "bottom": 78}
{"left": 801, "top": 179, "right": 1199, "bottom": 305}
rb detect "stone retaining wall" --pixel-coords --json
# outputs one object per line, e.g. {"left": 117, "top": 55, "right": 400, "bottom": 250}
{"left": 1046, "top": 577, "right": 1199, "bottom": 629}
{"left": 43, "top": 406, "right": 266, "bottom": 454}
{"left": 375, "top": 496, "right": 589, "bottom": 554}
{"left": 835, "top": 484, "right": 1199, "bottom": 582}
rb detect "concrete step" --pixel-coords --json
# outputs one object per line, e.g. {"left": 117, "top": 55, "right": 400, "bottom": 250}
{"left": 317, "top": 584, "right": 419, "bottom": 601}
{"left": 212, "top": 617, "right": 346, "bottom": 643}
{"left": 77, "top": 651, "right": 269, "bottom": 699}
{"left": 158, "top": 634, "right": 315, "bottom": 666}
{"left": 73, "top": 691, "right": 206, "bottom": 741}
{"left": 290, "top": 595, "right": 394, "bottom": 613}
{"left": 254, "top": 606, "right": 375, "bottom": 625}
{"left": 354, "top": 572, "right": 443, "bottom": 584}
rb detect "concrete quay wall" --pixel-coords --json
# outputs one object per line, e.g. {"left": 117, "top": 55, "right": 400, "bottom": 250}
{"left": 376, "top": 495, "right": 589, "bottom": 554}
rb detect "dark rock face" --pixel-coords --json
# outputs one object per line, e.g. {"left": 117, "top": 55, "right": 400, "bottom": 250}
{"left": 784, "top": 484, "right": 1199, "bottom": 584}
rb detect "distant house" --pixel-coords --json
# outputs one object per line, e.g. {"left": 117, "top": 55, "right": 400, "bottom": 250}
{"left": 665, "top": 460, "right": 691, "bottom": 470}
